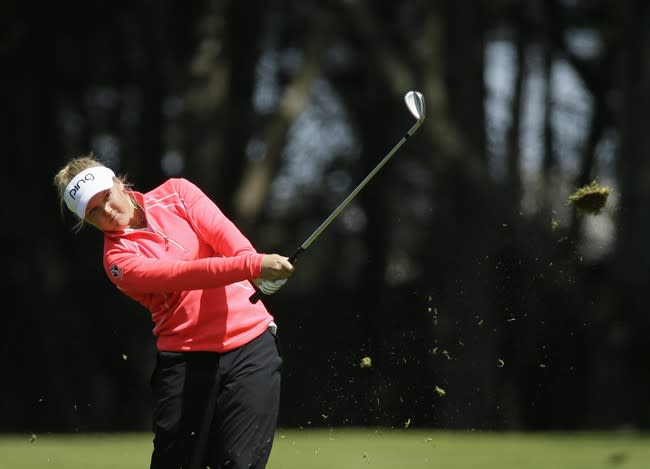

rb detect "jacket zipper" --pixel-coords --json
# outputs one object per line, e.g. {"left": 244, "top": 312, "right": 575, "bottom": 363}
{"left": 149, "top": 224, "right": 189, "bottom": 253}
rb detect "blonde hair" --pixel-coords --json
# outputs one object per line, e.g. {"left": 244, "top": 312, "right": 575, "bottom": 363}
{"left": 53, "top": 154, "right": 127, "bottom": 231}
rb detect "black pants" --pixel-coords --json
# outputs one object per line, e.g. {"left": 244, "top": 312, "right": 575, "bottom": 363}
{"left": 150, "top": 329, "right": 282, "bottom": 469}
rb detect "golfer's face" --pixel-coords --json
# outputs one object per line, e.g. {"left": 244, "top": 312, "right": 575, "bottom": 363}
{"left": 85, "top": 182, "right": 133, "bottom": 231}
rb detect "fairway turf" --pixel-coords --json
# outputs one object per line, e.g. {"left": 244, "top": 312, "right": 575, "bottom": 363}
{"left": 1, "top": 429, "right": 648, "bottom": 469}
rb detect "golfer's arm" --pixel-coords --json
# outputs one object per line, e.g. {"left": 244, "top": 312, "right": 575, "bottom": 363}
{"left": 104, "top": 253, "right": 263, "bottom": 293}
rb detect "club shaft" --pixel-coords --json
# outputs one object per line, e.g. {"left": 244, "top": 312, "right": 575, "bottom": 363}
{"left": 249, "top": 117, "right": 423, "bottom": 303}
{"left": 298, "top": 119, "right": 423, "bottom": 251}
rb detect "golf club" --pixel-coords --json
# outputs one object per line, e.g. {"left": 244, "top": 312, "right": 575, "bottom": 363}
{"left": 250, "top": 90, "right": 426, "bottom": 303}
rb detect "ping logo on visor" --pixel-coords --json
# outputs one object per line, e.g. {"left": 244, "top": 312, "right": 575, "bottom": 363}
{"left": 64, "top": 166, "right": 116, "bottom": 218}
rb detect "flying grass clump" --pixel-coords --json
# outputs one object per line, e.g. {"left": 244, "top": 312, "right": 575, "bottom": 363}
{"left": 568, "top": 181, "right": 611, "bottom": 215}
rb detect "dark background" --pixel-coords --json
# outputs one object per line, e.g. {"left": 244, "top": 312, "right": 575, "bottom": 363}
{"left": 2, "top": 0, "right": 649, "bottom": 433}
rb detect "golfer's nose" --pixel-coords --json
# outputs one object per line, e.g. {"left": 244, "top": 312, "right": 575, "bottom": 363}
{"left": 102, "top": 203, "right": 113, "bottom": 217}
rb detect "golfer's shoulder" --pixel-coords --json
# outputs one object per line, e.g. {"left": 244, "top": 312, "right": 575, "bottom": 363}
{"left": 145, "top": 178, "right": 195, "bottom": 199}
{"left": 144, "top": 179, "right": 212, "bottom": 215}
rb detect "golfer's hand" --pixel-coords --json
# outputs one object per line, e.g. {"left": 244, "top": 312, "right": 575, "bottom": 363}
{"left": 250, "top": 254, "right": 294, "bottom": 302}
{"left": 255, "top": 278, "right": 288, "bottom": 295}
{"left": 259, "top": 254, "right": 294, "bottom": 280}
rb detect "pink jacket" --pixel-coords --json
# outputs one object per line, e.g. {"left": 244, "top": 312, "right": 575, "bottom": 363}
{"left": 102, "top": 178, "right": 273, "bottom": 352}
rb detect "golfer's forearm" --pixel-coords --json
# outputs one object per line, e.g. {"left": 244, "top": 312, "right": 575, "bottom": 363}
{"left": 105, "top": 254, "right": 263, "bottom": 292}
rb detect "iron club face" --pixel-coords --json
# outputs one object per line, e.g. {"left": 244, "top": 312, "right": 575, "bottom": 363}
{"left": 404, "top": 91, "right": 426, "bottom": 121}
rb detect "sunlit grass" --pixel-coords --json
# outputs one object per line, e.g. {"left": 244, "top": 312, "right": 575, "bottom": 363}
{"left": 0, "top": 433, "right": 150, "bottom": 469}
{"left": 1, "top": 428, "right": 648, "bottom": 469}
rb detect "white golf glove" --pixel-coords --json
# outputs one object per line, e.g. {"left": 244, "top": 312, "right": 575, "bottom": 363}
{"left": 257, "top": 278, "right": 288, "bottom": 295}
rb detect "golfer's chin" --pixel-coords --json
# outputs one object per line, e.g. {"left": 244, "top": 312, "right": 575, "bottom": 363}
{"left": 98, "top": 217, "right": 131, "bottom": 232}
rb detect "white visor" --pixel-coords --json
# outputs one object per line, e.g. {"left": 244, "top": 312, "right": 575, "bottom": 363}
{"left": 64, "top": 166, "right": 116, "bottom": 218}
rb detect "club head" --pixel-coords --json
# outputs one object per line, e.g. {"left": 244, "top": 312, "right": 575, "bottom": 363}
{"left": 404, "top": 91, "right": 426, "bottom": 121}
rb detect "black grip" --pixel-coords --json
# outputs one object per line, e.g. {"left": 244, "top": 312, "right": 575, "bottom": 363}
{"left": 249, "top": 247, "right": 305, "bottom": 303}
{"left": 249, "top": 289, "right": 263, "bottom": 304}
{"left": 287, "top": 246, "right": 303, "bottom": 264}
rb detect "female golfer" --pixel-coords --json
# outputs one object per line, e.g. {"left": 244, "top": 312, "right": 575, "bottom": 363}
{"left": 54, "top": 155, "right": 294, "bottom": 469}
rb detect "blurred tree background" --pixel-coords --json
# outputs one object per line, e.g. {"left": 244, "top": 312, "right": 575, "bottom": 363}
{"left": 2, "top": 0, "right": 649, "bottom": 433}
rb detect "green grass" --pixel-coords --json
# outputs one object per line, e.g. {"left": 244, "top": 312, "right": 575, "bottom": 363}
{"left": 1, "top": 429, "right": 649, "bottom": 469}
